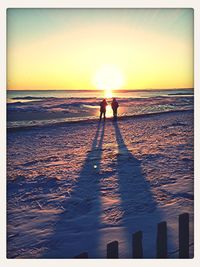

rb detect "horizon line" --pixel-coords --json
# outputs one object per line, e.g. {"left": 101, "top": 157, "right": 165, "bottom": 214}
{"left": 7, "top": 88, "right": 194, "bottom": 91}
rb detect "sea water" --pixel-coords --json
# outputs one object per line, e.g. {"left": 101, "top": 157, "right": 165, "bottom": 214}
{"left": 7, "top": 89, "right": 194, "bottom": 129}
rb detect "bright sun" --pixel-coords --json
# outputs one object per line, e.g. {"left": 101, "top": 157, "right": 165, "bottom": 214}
{"left": 94, "top": 64, "right": 124, "bottom": 98}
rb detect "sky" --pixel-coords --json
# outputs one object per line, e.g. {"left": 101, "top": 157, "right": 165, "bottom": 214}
{"left": 7, "top": 8, "right": 194, "bottom": 90}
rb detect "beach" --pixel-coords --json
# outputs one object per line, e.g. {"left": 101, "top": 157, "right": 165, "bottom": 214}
{"left": 6, "top": 7, "right": 195, "bottom": 261}
{"left": 7, "top": 110, "right": 194, "bottom": 258}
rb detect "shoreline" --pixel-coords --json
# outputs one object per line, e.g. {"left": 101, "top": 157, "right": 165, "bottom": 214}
{"left": 7, "top": 109, "right": 193, "bottom": 133}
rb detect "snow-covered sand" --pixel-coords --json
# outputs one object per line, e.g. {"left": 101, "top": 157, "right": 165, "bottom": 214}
{"left": 7, "top": 110, "right": 194, "bottom": 258}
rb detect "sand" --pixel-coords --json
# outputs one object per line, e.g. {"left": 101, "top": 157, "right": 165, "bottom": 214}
{"left": 7, "top": 110, "right": 194, "bottom": 258}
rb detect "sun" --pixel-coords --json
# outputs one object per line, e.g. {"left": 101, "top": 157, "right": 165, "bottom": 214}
{"left": 94, "top": 64, "right": 124, "bottom": 98}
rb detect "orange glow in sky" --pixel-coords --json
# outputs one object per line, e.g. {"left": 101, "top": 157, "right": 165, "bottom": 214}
{"left": 7, "top": 9, "right": 194, "bottom": 90}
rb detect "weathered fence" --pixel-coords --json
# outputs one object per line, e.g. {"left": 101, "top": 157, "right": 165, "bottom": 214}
{"left": 74, "top": 212, "right": 192, "bottom": 259}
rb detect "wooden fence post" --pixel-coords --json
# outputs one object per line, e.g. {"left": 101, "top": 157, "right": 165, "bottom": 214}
{"left": 107, "top": 241, "right": 119, "bottom": 258}
{"left": 179, "top": 213, "right": 189, "bottom": 258}
{"left": 74, "top": 252, "right": 88, "bottom": 258}
{"left": 156, "top": 221, "right": 168, "bottom": 258}
{"left": 132, "top": 231, "right": 143, "bottom": 258}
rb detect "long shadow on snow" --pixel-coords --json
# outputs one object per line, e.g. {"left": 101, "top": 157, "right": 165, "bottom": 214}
{"left": 112, "top": 120, "right": 172, "bottom": 258}
{"left": 43, "top": 122, "right": 105, "bottom": 258}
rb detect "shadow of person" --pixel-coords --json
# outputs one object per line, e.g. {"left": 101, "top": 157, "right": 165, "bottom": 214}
{"left": 43, "top": 122, "right": 105, "bottom": 258}
{"left": 112, "top": 120, "right": 163, "bottom": 258}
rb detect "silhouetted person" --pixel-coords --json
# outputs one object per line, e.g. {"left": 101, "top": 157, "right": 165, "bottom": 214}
{"left": 99, "top": 99, "right": 108, "bottom": 121}
{"left": 111, "top": 98, "right": 119, "bottom": 120}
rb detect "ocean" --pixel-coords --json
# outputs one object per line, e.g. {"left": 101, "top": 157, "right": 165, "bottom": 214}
{"left": 7, "top": 89, "right": 194, "bottom": 129}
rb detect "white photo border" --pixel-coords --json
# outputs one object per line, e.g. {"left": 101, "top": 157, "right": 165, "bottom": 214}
{"left": 1, "top": 1, "right": 200, "bottom": 267}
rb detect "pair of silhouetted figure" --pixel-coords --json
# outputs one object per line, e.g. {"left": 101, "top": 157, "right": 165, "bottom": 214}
{"left": 99, "top": 98, "right": 119, "bottom": 121}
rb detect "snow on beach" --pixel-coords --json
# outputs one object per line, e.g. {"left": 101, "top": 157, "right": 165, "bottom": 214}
{"left": 7, "top": 110, "right": 194, "bottom": 258}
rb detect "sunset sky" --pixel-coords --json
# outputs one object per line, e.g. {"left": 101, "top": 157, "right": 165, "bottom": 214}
{"left": 7, "top": 8, "right": 194, "bottom": 90}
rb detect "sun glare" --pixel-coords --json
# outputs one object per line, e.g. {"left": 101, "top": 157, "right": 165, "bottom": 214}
{"left": 94, "top": 65, "right": 124, "bottom": 98}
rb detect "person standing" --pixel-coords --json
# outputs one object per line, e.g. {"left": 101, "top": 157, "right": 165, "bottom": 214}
{"left": 111, "top": 98, "right": 119, "bottom": 120}
{"left": 99, "top": 99, "right": 108, "bottom": 121}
